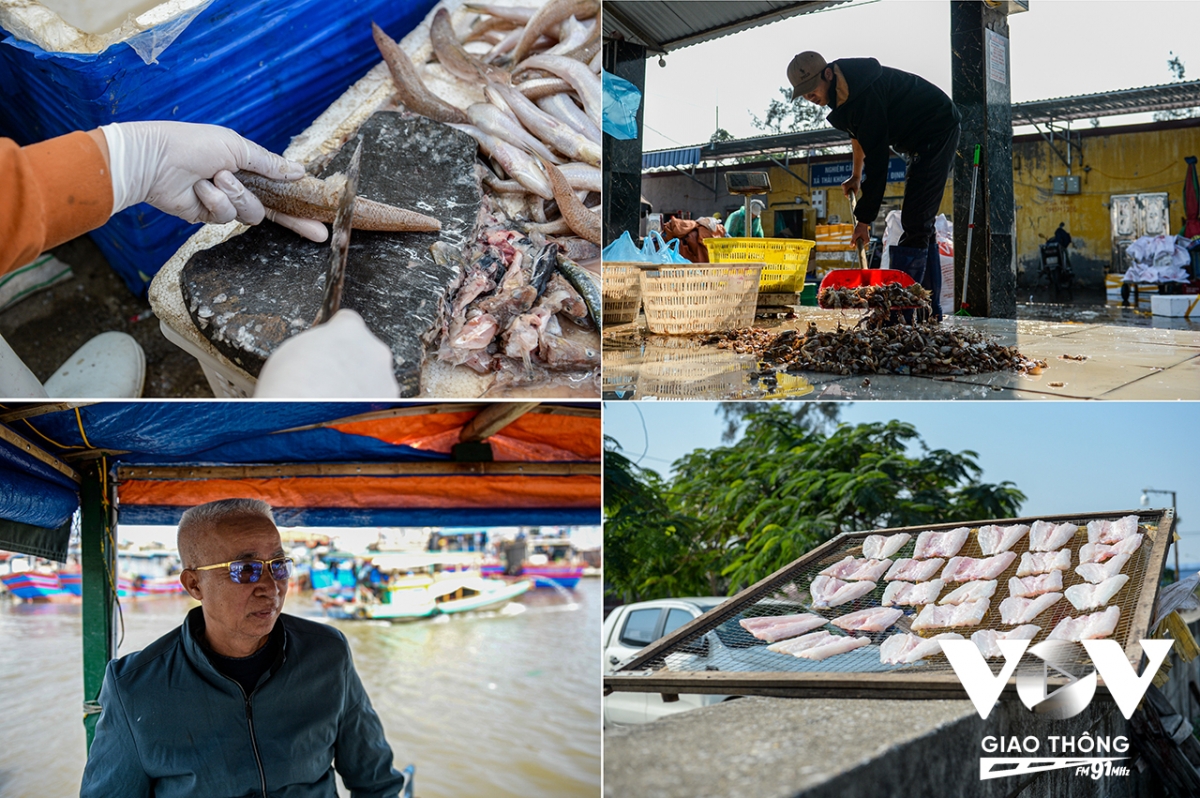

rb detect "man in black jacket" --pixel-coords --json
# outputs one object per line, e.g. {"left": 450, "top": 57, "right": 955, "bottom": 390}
{"left": 788, "top": 51, "right": 961, "bottom": 318}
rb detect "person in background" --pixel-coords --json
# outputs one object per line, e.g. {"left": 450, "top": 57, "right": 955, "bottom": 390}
{"left": 788, "top": 51, "right": 961, "bottom": 319}
{"left": 80, "top": 498, "right": 410, "bottom": 797}
{"left": 0, "top": 122, "right": 400, "bottom": 398}
{"left": 1053, "top": 221, "right": 1073, "bottom": 270}
{"left": 726, "top": 199, "right": 765, "bottom": 238}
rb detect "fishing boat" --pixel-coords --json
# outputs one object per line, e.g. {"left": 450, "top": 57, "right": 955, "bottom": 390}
{"left": 334, "top": 553, "right": 532, "bottom": 621}
{"left": 482, "top": 534, "right": 585, "bottom": 589}
{"left": 0, "top": 571, "right": 71, "bottom": 601}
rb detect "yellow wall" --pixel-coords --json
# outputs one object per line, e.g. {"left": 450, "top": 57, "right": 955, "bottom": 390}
{"left": 1011, "top": 121, "right": 1200, "bottom": 277}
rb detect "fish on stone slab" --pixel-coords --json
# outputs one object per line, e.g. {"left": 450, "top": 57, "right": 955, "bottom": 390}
{"left": 237, "top": 172, "right": 441, "bottom": 232}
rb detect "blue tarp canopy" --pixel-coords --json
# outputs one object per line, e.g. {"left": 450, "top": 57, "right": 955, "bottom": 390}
{"left": 0, "top": 402, "right": 601, "bottom": 560}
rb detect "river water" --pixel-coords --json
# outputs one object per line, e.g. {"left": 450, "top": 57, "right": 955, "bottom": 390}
{"left": 0, "top": 579, "right": 601, "bottom": 797}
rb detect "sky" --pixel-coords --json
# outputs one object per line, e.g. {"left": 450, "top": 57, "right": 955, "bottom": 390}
{"left": 639, "top": 0, "right": 1200, "bottom": 151}
{"left": 604, "top": 401, "right": 1200, "bottom": 565}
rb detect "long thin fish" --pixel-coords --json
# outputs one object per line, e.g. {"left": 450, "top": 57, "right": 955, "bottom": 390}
{"left": 468, "top": 103, "right": 563, "bottom": 165}
{"left": 511, "top": 0, "right": 599, "bottom": 63}
{"left": 450, "top": 124, "right": 554, "bottom": 199}
{"left": 537, "top": 93, "right": 601, "bottom": 141}
{"left": 514, "top": 54, "right": 601, "bottom": 122}
{"left": 372, "top": 22, "right": 469, "bottom": 125}
{"left": 516, "top": 77, "right": 574, "bottom": 100}
{"left": 430, "top": 8, "right": 511, "bottom": 85}
{"left": 465, "top": 3, "right": 539, "bottom": 24}
{"left": 238, "top": 173, "right": 441, "bottom": 232}
{"left": 557, "top": 255, "right": 600, "bottom": 327}
{"left": 540, "top": 158, "right": 600, "bottom": 244}
{"left": 488, "top": 83, "right": 600, "bottom": 165}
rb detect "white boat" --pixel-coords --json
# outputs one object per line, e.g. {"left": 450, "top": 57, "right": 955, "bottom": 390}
{"left": 342, "top": 553, "right": 532, "bottom": 621}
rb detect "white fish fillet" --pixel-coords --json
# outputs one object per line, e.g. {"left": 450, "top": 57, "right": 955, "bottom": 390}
{"left": 767, "top": 630, "right": 835, "bottom": 654}
{"left": 999, "top": 592, "right": 1063, "bottom": 625}
{"left": 1086, "top": 515, "right": 1140, "bottom": 545}
{"left": 1016, "top": 549, "right": 1071, "bottom": 577}
{"left": 740, "top": 614, "right": 829, "bottom": 642}
{"left": 1047, "top": 606, "right": 1121, "bottom": 641}
{"left": 795, "top": 635, "right": 871, "bottom": 661}
{"left": 862, "top": 533, "right": 911, "bottom": 561}
{"left": 911, "top": 599, "right": 990, "bottom": 631}
{"left": 831, "top": 606, "right": 904, "bottom": 633}
{"left": 884, "top": 558, "right": 945, "bottom": 582}
{"left": 971, "top": 625, "right": 1041, "bottom": 658}
{"left": 880, "top": 632, "right": 964, "bottom": 665}
{"left": 740, "top": 614, "right": 812, "bottom": 630}
{"left": 977, "top": 524, "right": 1030, "bottom": 556}
{"left": 1030, "top": 520, "right": 1079, "bottom": 551}
{"left": 1065, "top": 574, "right": 1130, "bottom": 611}
{"left": 882, "top": 579, "right": 944, "bottom": 607}
{"left": 809, "top": 576, "right": 877, "bottom": 609}
{"left": 1008, "top": 571, "right": 1063, "bottom": 598}
{"left": 818, "top": 555, "right": 891, "bottom": 582}
{"left": 1079, "top": 534, "right": 1144, "bottom": 564}
{"left": 941, "top": 552, "right": 1017, "bottom": 583}
{"left": 913, "top": 527, "right": 970, "bottom": 560}
{"left": 1075, "top": 553, "right": 1131, "bottom": 584}
{"left": 939, "top": 580, "right": 997, "bottom": 605}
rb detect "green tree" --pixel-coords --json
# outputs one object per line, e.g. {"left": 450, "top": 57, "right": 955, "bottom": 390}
{"left": 714, "top": 401, "right": 842, "bottom": 443}
{"left": 709, "top": 127, "right": 735, "bottom": 146}
{"left": 751, "top": 86, "right": 831, "bottom": 136}
{"left": 603, "top": 437, "right": 717, "bottom": 601}
{"left": 1155, "top": 52, "right": 1196, "bottom": 121}
{"left": 668, "top": 408, "right": 1025, "bottom": 595}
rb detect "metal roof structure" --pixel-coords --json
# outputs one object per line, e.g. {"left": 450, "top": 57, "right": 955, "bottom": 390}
{"left": 1010, "top": 80, "right": 1200, "bottom": 126}
{"left": 643, "top": 81, "right": 1200, "bottom": 168}
{"left": 603, "top": 0, "right": 852, "bottom": 54}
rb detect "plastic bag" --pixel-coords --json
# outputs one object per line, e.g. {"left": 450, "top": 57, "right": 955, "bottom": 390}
{"left": 602, "top": 230, "right": 644, "bottom": 262}
{"left": 602, "top": 69, "right": 641, "bottom": 141}
{"left": 643, "top": 231, "right": 690, "bottom": 264}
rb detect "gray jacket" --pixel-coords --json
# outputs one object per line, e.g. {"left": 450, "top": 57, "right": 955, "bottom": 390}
{"left": 80, "top": 608, "right": 409, "bottom": 798}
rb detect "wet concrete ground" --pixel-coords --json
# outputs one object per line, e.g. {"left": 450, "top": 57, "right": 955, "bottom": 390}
{"left": 0, "top": 236, "right": 210, "bottom": 397}
{"left": 603, "top": 300, "right": 1200, "bottom": 401}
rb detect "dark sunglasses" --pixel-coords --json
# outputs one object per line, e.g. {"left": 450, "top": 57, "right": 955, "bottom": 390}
{"left": 194, "top": 557, "right": 294, "bottom": 584}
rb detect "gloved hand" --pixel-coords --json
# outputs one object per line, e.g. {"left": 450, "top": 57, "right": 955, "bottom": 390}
{"left": 99, "top": 121, "right": 328, "bottom": 242}
{"left": 254, "top": 309, "right": 400, "bottom": 398}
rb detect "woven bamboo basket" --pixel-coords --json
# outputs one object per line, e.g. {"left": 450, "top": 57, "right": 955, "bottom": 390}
{"left": 602, "top": 261, "right": 644, "bottom": 325}
{"left": 639, "top": 263, "right": 763, "bottom": 335}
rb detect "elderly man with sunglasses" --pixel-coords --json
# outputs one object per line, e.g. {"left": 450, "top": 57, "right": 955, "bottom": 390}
{"left": 80, "top": 498, "right": 410, "bottom": 798}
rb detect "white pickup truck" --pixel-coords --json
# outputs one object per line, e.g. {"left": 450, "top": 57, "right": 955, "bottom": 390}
{"left": 602, "top": 596, "right": 733, "bottom": 726}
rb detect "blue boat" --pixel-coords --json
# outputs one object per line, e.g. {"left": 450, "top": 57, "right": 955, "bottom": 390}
{"left": 0, "top": 572, "right": 69, "bottom": 601}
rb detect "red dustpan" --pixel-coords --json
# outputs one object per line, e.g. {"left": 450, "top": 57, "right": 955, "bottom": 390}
{"left": 817, "top": 192, "right": 915, "bottom": 304}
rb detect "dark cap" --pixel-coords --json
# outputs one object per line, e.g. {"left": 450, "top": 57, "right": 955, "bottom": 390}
{"left": 788, "top": 51, "right": 827, "bottom": 100}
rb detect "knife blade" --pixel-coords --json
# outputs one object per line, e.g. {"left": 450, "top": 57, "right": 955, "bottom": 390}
{"left": 314, "top": 139, "right": 363, "bottom": 325}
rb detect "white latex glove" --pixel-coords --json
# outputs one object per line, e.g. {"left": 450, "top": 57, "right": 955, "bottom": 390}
{"left": 254, "top": 309, "right": 400, "bottom": 398}
{"left": 99, "top": 121, "right": 328, "bottom": 242}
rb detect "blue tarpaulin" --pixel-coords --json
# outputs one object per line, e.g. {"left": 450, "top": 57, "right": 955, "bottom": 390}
{"left": 0, "top": 0, "right": 438, "bottom": 295}
{"left": 0, "top": 403, "right": 601, "bottom": 560}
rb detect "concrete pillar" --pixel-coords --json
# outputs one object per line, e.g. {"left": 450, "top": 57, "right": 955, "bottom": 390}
{"left": 602, "top": 39, "right": 647, "bottom": 247}
{"left": 951, "top": 0, "right": 1017, "bottom": 318}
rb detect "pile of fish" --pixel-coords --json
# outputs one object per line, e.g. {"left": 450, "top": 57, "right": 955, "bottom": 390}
{"left": 705, "top": 321, "right": 1048, "bottom": 377}
{"left": 726, "top": 515, "right": 1147, "bottom": 666}
{"left": 372, "top": 1, "right": 601, "bottom": 247}
{"left": 429, "top": 222, "right": 599, "bottom": 386}
{"left": 367, "top": 0, "right": 603, "bottom": 389}
{"left": 817, "top": 283, "right": 931, "bottom": 313}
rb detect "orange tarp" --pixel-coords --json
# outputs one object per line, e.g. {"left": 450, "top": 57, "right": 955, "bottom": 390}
{"left": 331, "top": 412, "right": 600, "bottom": 462}
{"left": 119, "top": 475, "right": 600, "bottom": 509}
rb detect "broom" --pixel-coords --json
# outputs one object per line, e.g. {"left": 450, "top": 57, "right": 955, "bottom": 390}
{"left": 956, "top": 144, "right": 982, "bottom": 317}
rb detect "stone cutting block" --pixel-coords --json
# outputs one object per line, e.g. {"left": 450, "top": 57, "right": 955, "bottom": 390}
{"left": 181, "top": 111, "right": 482, "bottom": 396}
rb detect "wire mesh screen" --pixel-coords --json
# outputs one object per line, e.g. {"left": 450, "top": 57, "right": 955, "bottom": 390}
{"left": 611, "top": 509, "right": 1174, "bottom": 694}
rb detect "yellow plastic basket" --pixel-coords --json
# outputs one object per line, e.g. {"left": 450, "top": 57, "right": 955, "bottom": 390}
{"left": 702, "top": 237, "right": 816, "bottom": 292}
{"left": 639, "top": 264, "right": 762, "bottom": 335}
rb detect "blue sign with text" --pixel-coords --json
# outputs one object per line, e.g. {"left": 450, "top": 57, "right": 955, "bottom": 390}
{"left": 810, "top": 157, "right": 908, "bottom": 187}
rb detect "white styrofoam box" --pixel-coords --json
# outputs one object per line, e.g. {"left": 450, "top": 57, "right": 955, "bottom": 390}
{"left": 157, "top": 319, "right": 254, "bottom": 398}
{"left": 1151, "top": 294, "right": 1197, "bottom": 318}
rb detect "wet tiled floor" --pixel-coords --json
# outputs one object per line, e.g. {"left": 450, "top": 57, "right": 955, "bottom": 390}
{"left": 602, "top": 308, "right": 1200, "bottom": 400}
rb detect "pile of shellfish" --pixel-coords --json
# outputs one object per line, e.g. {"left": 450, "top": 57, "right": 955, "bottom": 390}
{"left": 706, "top": 322, "right": 1047, "bottom": 377}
